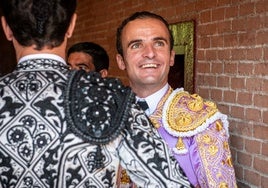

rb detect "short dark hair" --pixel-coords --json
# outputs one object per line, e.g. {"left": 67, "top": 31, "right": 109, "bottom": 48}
{"left": 67, "top": 42, "right": 109, "bottom": 72}
{"left": 0, "top": 0, "right": 77, "bottom": 50}
{"left": 116, "top": 11, "right": 174, "bottom": 56}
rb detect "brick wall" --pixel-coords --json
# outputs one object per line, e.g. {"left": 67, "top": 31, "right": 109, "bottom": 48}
{"left": 0, "top": 0, "right": 266, "bottom": 187}
{"left": 68, "top": 1, "right": 268, "bottom": 187}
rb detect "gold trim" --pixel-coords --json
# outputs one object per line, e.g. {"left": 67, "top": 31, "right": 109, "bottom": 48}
{"left": 166, "top": 91, "right": 218, "bottom": 133}
{"left": 149, "top": 87, "right": 173, "bottom": 129}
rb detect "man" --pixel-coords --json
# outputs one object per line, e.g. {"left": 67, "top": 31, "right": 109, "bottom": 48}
{"left": 67, "top": 41, "right": 109, "bottom": 77}
{"left": 116, "top": 11, "right": 237, "bottom": 187}
{"left": 0, "top": 1, "right": 191, "bottom": 187}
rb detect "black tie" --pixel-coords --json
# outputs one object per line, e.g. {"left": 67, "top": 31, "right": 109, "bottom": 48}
{"left": 137, "top": 100, "right": 149, "bottom": 111}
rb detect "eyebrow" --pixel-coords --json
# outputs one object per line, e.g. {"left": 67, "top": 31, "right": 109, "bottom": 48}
{"left": 68, "top": 62, "right": 90, "bottom": 68}
{"left": 127, "top": 37, "right": 168, "bottom": 48}
{"left": 76, "top": 63, "right": 89, "bottom": 66}
{"left": 127, "top": 39, "right": 142, "bottom": 48}
{"left": 154, "top": 37, "right": 168, "bottom": 44}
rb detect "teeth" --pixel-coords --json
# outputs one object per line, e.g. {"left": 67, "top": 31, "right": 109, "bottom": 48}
{"left": 141, "top": 64, "right": 157, "bottom": 68}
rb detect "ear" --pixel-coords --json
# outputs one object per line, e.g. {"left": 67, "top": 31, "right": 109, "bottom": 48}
{"left": 99, "top": 69, "right": 108, "bottom": 78}
{"left": 66, "top": 13, "right": 77, "bottom": 38}
{"left": 169, "top": 50, "right": 176, "bottom": 67}
{"left": 1, "top": 16, "right": 13, "bottom": 41}
{"left": 116, "top": 54, "right": 126, "bottom": 70}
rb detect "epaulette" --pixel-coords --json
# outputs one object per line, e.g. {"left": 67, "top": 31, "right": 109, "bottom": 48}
{"left": 64, "top": 70, "right": 135, "bottom": 168}
{"left": 162, "top": 88, "right": 228, "bottom": 154}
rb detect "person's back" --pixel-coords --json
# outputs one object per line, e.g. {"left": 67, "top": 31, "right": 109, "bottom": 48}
{"left": 0, "top": 0, "right": 90, "bottom": 187}
{"left": 0, "top": 1, "right": 191, "bottom": 187}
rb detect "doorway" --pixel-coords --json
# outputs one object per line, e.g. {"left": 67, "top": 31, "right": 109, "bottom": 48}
{"left": 169, "top": 21, "right": 195, "bottom": 93}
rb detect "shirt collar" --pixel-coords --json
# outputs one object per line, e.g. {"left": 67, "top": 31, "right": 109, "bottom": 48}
{"left": 136, "top": 83, "right": 169, "bottom": 115}
{"left": 18, "top": 54, "right": 66, "bottom": 65}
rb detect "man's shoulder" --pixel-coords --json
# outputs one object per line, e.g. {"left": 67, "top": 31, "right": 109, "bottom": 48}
{"left": 162, "top": 88, "right": 224, "bottom": 137}
{"left": 64, "top": 70, "right": 135, "bottom": 145}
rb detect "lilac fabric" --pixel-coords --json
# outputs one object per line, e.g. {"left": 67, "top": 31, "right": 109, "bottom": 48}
{"left": 158, "top": 126, "right": 199, "bottom": 186}
{"left": 149, "top": 87, "right": 237, "bottom": 187}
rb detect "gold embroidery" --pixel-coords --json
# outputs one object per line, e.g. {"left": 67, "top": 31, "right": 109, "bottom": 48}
{"left": 226, "top": 157, "right": 233, "bottom": 167}
{"left": 219, "top": 182, "right": 228, "bottom": 188}
{"left": 208, "top": 145, "right": 218, "bottom": 156}
{"left": 174, "top": 112, "right": 192, "bottom": 128}
{"left": 188, "top": 94, "right": 204, "bottom": 111}
{"left": 205, "top": 100, "right": 217, "bottom": 108}
{"left": 216, "top": 121, "right": 223, "bottom": 131}
{"left": 223, "top": 141, "right": 229, "bottom": 150}
{"left": 202, "top": 134, "right": 212, "bottom": 144}
{"left": 149, "top": 86, "right": 237, "bottom": 187}
{"left": 216, "top": 172, "right": 222, "bottom": 178}
{"left": 120, "top": 169, "right": 131, "bottom": 184}
{"left": 176, "top": 137, "right": 185, "bottom": 150}
{"left": 150, "top": 119, "right": 160, "bottom": 128}
{"left": 150, "top": 87, "right": 173, "bottom": 129}
{"left": 195, "top": 123, "right": 237, "bottom": 187}
{"left": 165, "top": 91, "right": 218, "bottom": 133}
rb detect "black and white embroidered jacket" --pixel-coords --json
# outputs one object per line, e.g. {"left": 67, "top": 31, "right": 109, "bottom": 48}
{"left": 0, "top": 54, "right": 191, "bottom": 188}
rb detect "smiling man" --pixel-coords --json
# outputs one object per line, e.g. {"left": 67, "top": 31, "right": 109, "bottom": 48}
{"left": 116, "top": 13, "right": 174, "bottom": 99}
{"left": 116, "top": 11, "right": 237, "bottom": 188}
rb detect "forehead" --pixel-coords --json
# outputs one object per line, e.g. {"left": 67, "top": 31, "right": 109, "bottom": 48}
{"left": 69, "top": 52, "right": 91, "bottom": 60}
{"left": 121, "top": 18, "right": 170, "bottom": 41}
{"left": 68, "top": 52, "right": 92, "bottom": 63}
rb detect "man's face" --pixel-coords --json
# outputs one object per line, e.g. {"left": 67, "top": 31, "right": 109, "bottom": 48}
{"left": 68, "top": 52, "right": 95, "bottom": 72}
{"left": 117, "top": 18, "right": 175, "bottom": 91}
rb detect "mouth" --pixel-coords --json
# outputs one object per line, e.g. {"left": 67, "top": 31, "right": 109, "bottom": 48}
{"left": 140, "top": 63, "right": 158, "bottom": 69}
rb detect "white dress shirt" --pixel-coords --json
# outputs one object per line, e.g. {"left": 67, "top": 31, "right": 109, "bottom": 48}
{"left": 136, "top": 83, "right": 169, "bottom": 116}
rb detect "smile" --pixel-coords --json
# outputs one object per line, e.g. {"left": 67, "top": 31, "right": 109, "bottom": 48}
{"left": 141, "top": 64, "right": 158, "bottom": 68}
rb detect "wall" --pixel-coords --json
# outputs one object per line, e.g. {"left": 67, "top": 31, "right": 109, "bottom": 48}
{"left": 68, "top": 1, "right": 268, "bottom": 187}
{"left": 0, "top": 0, "right": 266, "bottom": 187}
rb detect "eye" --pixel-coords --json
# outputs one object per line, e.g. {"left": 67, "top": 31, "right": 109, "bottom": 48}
{"left": 155, "top": 40, "right": 165, "bottom": 47}
{"left": 130, "top": 42, "right": 142, "bottom": 49}
{"left": 78, "top": 65, "right": 91, "bottom": 72}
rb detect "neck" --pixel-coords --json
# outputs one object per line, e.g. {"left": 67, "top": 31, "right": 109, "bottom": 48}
{"left": 13, "top": 38, "right": 67, "bottom": 63}
{"left": 130, "top": 82, "right": 167, "bottom": 98}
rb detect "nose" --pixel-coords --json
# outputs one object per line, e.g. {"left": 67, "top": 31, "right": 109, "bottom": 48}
{"left": 142, "top": 44, "right": 155, "bottom": 59}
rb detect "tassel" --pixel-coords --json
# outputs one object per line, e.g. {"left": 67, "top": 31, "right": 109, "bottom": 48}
{"left": 173, "top": 137, "right": 188, "bottom": 154}
{"left": 176, "top": 137, "right": 185, "bottom": 150}
{"left": 120, "top": 169, "right": 131, "bottom": 184}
